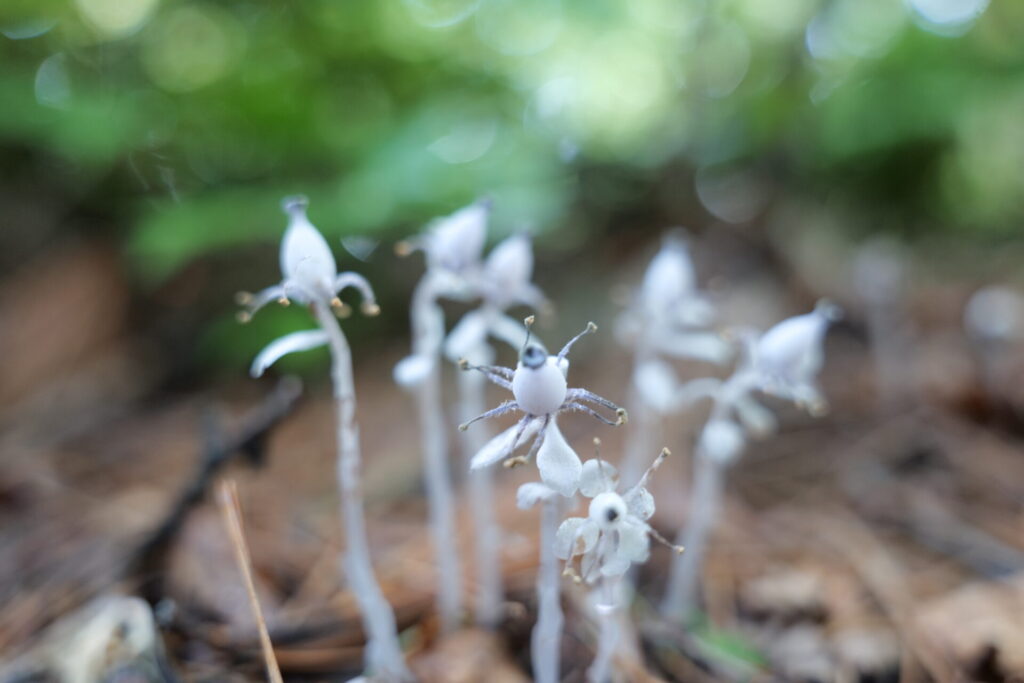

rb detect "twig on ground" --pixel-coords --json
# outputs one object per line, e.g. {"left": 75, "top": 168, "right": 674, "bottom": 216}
{"left": 217, "top": 478, "right": 284, "bottom": 683}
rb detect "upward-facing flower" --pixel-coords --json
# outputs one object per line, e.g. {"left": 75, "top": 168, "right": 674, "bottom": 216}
{"left": 239, "top": 196, "right": 380, "bottom": 377}
{"left": 553, "top": 448, "right": 678, "bottom": 584}
{"left": 459, "top": 318, "right": 627, "bottom": 496}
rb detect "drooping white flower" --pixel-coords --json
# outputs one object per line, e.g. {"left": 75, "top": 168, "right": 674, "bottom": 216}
{"left": 460, "top": 318, "right": 627, "bottom": 497}
{"left": 750, "top": 300, "right": 840, "bottom": 409}
{"left": 422, "top": 200, "right": 489, "bottom": 275}
{"left": 239, "top": 197, "right": 379, "bottom": 377}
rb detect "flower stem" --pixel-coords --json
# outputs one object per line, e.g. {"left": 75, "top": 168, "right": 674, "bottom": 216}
{"left": 533, "top": 495, "right": 564, "bottom": 683}
{"left": 411, "top": 278, "right": 463, "bottom": 632}
{"left": 314, "top": 303, "right": 411, "bottom": 681}
{"left": 587, "top": 581, "right": 621, "bottom": 683}
{"left": 457, "top": 345, "right": 503, "bottom": 627}
{"left": 660, "top": 449, "right": 725, "bottom": 622}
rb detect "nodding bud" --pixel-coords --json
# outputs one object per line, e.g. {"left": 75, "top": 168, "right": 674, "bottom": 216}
{"left": 361, "top": 301, "right": 380, "bottom": 316}
{"left": 281, "top": 194, "right": 309, "bottom": 215}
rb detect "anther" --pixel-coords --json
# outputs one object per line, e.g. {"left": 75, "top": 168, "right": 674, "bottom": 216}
{"left": 235, "top": 291, "right": 253, "bottom": 306}
{"left": 586, "top": 321, "right": 597, "bottom": 333}
{"left": 236, "top": 311, "right": 252, "bottom": 324}
{"left": 458, "top": 423, "right": 469, "bottom": 432}
{"left": 394, "top": 241, "right": 413, "bottom": 257}
{"left": 616, "top": 408, "right": 629, "bottom": 425}
{"left": 277, "top": 297, "right": 290, "bottom": 307}
{"left": 503, "top": 456, "right": 528, "bottom": 469}
{"left": 361, "top": 301, "right": 381, "bottom": 317}
{"left": 457, "top": 358, "right": 470, "bottom": 370}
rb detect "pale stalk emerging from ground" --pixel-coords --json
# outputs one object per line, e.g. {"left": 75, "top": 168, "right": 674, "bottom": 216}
{"left": 533, "top": 495, "right": 564, "bottom": 683}
{"left": 314, "top": 303, "right": 411, "bottom": 681}
{"left": 410, "top": 277, "right": 463, "bottom": 632}
{"left": 587, "top": 581, "right": 621, "bottom": 683}
{"left": 457, "top": 344, "right": 503, "bottom": 627}
{"left": 660, "top": 444, "right": 725, "bottom": 621}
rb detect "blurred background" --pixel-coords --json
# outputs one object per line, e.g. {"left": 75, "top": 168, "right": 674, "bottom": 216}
{"left": 2, "top": 0, "right": 1024, "bottom": 680}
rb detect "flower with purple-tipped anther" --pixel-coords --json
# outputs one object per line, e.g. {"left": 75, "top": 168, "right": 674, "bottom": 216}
{"left": 459, "top": 318, "right": 627, "bottom": 496}
{"left": 237, "top": 196, "right": 380, "bottom": 377}
{"left": 553, "top": 448, "right": 679, "bottom": 582}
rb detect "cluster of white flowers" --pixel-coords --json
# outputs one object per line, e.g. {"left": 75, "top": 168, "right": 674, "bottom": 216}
{"left": 617, "top": 233, "right": 731, "bottom": 416}
{"left": 393, "top": 200, "right": 547, "bottom": 386}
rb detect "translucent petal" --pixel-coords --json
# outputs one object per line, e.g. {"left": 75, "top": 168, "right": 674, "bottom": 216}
{"left": 734, "top": 395, "right": 777, "bottom": 437}
{"left": 554, "top": 517, "right": 598, "bottom": 559}
{"left": 516, "top": 482, "right": 557, "bottom": 510}
{"left": 485, "top": 233, "right": 533, "bottom": 293}
{"left": 640, "top": 238, "right": 696, "bottom": 315}
{"left": 614, "top": 520, "right": 651, "bottom": 566}
{"left": 443, "top": 310, "right": 487, "bottom": 361}
{"left": 699, "top": 418, "right": 745, "bottom": 464}
{"left": 427, "top": 201, "right": 488, "bottom": 273}
{"left": 279, "top": 202, "right": 337, "bottom": 299}
{"left": 578, "top": 459, "right": 618, "bottom": 498}
{"left": 622, "top": 485, "right": 655, "bottom": 521}
{"left": 393, "top": 354, "right": 434, "bottom": 388}
{"left": 250, "top": 330, "right": 328, "bottom": 378}
{"left": 470, "top": 418, "right": 541, "bottom": 470}
{"left": 536, "top": 421, "right": 582, "bottom": 497}
{"left": 633, "top": 359, "right": 678, "bottom": 414}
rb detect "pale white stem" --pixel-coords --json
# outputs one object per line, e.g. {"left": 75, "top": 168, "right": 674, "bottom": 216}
{"left": 532, "top": 495, "right": 564, "bottom": 683}
{"left": 660, "top": 444, "right": 726, "bottom": 622}
{"left": 411, "top": 277, "right": 463, "bottom": 632}
{"left": 621, "top": 340, "right": 659, "bottom": 486}
{"left": 458, "top": 343, "right": 504, "bottom": 627}
{"left": 587, "top": 580, "right": 621, "bottom": 683}
{"left": 312, "top": 303, "right": 411, "bottom": 681}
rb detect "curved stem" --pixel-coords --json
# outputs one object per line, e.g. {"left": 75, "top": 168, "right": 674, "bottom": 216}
{"left": 411, "top": 276, "right": 463, "bottom": 631}
{"left": 458, "top": 343, "right": 504, "bottom": 627}
{"left": 313, "top": 303, "right": 410, "bottom": 681}
{"left": 660, "top": 450, "right": 725, "bottom": 623}
{"left": 533, "top": 496, "right": 564, "bottom": 683}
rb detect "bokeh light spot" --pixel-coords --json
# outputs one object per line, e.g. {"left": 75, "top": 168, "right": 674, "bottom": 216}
{"left": 141, "top": 5, "right": 242, "bottom": 93}
{"left": 74, "top": 0, "right": 158, "bottom": 39}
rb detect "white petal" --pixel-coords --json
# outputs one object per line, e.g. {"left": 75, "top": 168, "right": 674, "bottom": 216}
{"left": 470, "top": 418, "right": 541, "bottom": 470}
{"left": 699, "top": 418, "right": 746, "bottom": 464}
{"left": 640, "top": 237, "right": 696, "bottom": 315}
{"left": 427, "top": 201, "right": 488, "bottom": 273}
{"left": 622, "top": 485, "right": 655, "bottom": 521}
{"left": 443, "top": 310, "right": 488, "bottom": 362}
{"left": 611, "top": 520, "right": 651, "bottom": 570}
{"left": 555, "top": 517, "right": 598, "bottom": 559}
{"left": 393, "top": 354, "right": 434, "bottom": 388}
{"left": 485, "top": 233, "right": 533, "bottom": 292}
{"left": 516, "top": 482, "right": 557, "bottom": 510}
{"left": 279, "top": 200, "right": 336, "bottom": 299}
{"left": 250, "top": 330, "right": 328, "bottom": 378}
{"left": 734, "top": 395, "right": 777, "bottom": 437}
{"left": 755, "top": 302, "right": 837, "bottom": 390}
{"left": 633, "top": 359, "right": 679, "bottom": 414}
{"left": 578, "top": 459, "right": 618, "bottom": 498}
{"left": 599, "top": 552, "right": 632, "bottom": 578}
{"left": 536, "top": 421, "right": 582, "bottom": 497}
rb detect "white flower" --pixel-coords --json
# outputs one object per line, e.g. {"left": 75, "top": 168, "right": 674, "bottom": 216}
{"left": 420, "top": 199, "right": 489, "bottom": 276}
{"left": 239, "top": 197, "right": 379, "bottom": 377}
{"left": 552, "top": 450, "right": 674, "bottom": 582}
{"left": 480, "top": 233, "right": 547, "bottom": 312}
{"left": 460, "top": 318, "right": 627, "bottom": 497}
{"left": 964, "top": 285, "right": 1024, "bottom": 345}
{"left": 751, "top": 300, "right": 839, "bottom": 409}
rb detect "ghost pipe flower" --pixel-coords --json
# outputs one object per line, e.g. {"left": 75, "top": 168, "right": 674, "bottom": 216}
{"left": 390, "top": 200, "right": 495, "bottom": 632}
{"left": 660, "top": 301, "right": 838, "bottom": 623}
{"left": 460, "top": 317, "right": 627, "bottom": 497}
{"left": 617, "top": 234, "right": 731, "bottom": 484}
{"left": 240, "top": 197, "right": 409, "bottom": 681}
{"left": 549, "top": 447, "right": 679, "bottom": 683}
{"left": 444, "top": 233, "right": 548, "bottom": 628}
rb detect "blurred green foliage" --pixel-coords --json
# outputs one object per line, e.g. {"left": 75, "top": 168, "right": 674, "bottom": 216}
{"left": 1, "top": 0, "right": 1023, "bottom": 287}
